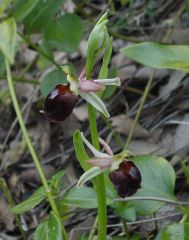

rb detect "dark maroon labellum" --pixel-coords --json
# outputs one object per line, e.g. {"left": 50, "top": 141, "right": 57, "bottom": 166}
{"left": 43, "top": 84, "right": 78, "bottom": 122}
{"left": 109, "top": 160, "right": 141, "bottom": 198}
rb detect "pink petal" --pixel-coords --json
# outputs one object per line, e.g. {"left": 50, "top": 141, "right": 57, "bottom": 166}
{"left": 79, "top": 67, "right": 86, "bottom": 81}
{"left": 88, "top": 158, "right": 112, "bottom": 169}
{"left": 79, "top": 80, "right": 105, "bottom": 93}
{"left": 99, "top": 137, "right": 113, "bottom": 156}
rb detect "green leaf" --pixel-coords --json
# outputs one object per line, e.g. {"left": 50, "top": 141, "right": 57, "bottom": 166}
{"left": 99, "top": 35, "right": 112, "bottom": 78}
{"left": 40, "top": 70, "right": 67, "bottom": 97}
{"left": 102, "top": 85, "right": 117, "bottom": 100}
{"left": 59, "top": 186, "right": 98, "bottom": 209}
{"left": 37, "top": 38, "right": 54, "bottom": 69}
{"left": 0, "top": 53, "right": 5, "bottom": 78}
{"left": 44, "top": 13, "right": 83, "bottom": 53}
{"left": 34, "top": 212, "right": 62, "bottom": 240}
{"left": 73, "top": 130, "right": 90, "bottom": 171}
{"left": 131, "top": 155, "right": 176, "bottom": 215}
{"left": 40, "top": 38, "right": 54, "bottom": 60}
{"left": 77, "top": 167, "right": 106, "bottom": 187}
{"left": 102, "top": 67, "right": 118, "bottom": 99}
{"left": 80, "top": 131, "right": 109, "bottom": 158}
{"left": 59, "top": 186, "right": 112, "bottom": 209}
{"left": 79, "top": 91, "right": 110, "bottom": 118}
{"left": 121, "top": 42, "right": 189, "bottom": 72}
{"left": 49, "top": 170, "right": 64, "bottom": 189}
{"left": 155, "top": 223, "right": 189, "bottom": 240}
{"left": 114, "top": 202, "right": 136, "bottom": 222}
{"left": 11, "top": 187, "right": 46, "bottom": 214}
{"left": 180, "top": 160, "right": 189, "bottom": 184}
{"left": 130, "top": 234, "right": 141, "bottom": 240}
{"left": 112, "top": 235, "right": 141, "bottom": 240}
{"left": 23, "top": 0, "right": 64, "bottom": 33}
{"left": 112, "top": 237, "right": 125, "bottom": 240}
{"left": 0, "top": 18, "right": 16, "bottom": 64}
{"left": 0, "top": 0, "right": 12, "bottom": 13}
{"left": 12, "top": 0, "right": 40, "bottom": 21}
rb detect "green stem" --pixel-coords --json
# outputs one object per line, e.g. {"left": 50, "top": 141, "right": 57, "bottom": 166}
{"left": 88, "top": 216, "right": 98, "bottom": 240}
{"left": 0, "top": 77, "right": 39, "bottom": 84}
{"left": 108, "top": 30, "right": 144, "bottom": 43}
{"left": 13, "top": 77, "right": 39, "bottom": 84}
{"left": 122, "top": 219, "right": 130, "bottom": 239}
{"left": 88, "top": 105, "right": 100, "bottom": 149}
{"left": 88, "top": 104, "right": 107, "bottom": 240}
{"left": 5, "top": 60, "right": 68, "bottom": 240}
{"left": 180, "top": 214, "right": 188, "bottom": 223}
{"left": 124, "top": 72, "right": 154, "bottom": 149}
{"left": 86, "top": 61, "right": 107, "bottom": 238}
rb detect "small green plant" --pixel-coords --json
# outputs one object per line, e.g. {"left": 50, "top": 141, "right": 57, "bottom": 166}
{"left": 1, "top": 1, "right": 189, "bottom": 239}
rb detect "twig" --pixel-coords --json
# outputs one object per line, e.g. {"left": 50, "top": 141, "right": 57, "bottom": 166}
{"left": 110, "top": 212, "right": 182, "bottom": 226}
{"left": 124, "top": 72, "right": 154, "bottom": 149}
{"left": 69, "top": 212, "right": 182, "bottom": 233}
{"left": 17, "top": 31, "right": 60, "bottom": 69}
{"left": 88, "top": 216, "right": 98, "bottom": 240}
{"left": 114, "top": 196, "right": 189, "bottom": 206}
{"left": 108, "top": 30, "right": 146, "bottom": 43}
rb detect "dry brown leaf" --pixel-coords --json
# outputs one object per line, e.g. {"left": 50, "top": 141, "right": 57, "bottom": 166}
{"left": 111, "top": 52, "right": 134, "bottom": 68}
{"left": 20, "top": 165, "right": 55, "bottom": 183}
{"left": 159, "top": 71, "right": 186, "bottom": 99}
{"left": 63, "top": 0, "right": 76, "bottom": 12}
{"left": 175, "top": 98, "right": 189, "bottom": 110}
{"left": 0, "top": 195, "right": 14, "bottom": 231}
{"left": 119, "top": 65, "right": 137, "bottom": 81}
{"left": 173, "top": 114, "right": 189, "bottom": 156}
{"left": 182, "top": 76, "right": 189, "bottom": 93}
{"left": 79, "top": 40, "right": 87, "bottom": 58}
{"left": 21, "top": 48, "right": 37, "bottom": 65}
{"left": 16, "top": 83, "right": 36, "bottom": 101}
{"left": 156, "top": 205, "right": 180, "bottom": 228}
{"left": 0, "top": 233, "right": 17, "bottom": 240}
{"left": 8, "top": 172, "right": 19, "bottom": 190}
{"left": 1, "top": 139, "right": 26, "bottom": 169}
{"left": 172, "top": 28, "right": 189, "bottom": 44}
{"left": 65, "top": 164, "right": 78, "bottom": 183}
{"left": 128, "top": 140, "right": 167, "bottom": 155}
{"left": 70, "top": 216, "right": 95, "bottom": 240}
{"left": 29, "top": 119, "right": 50, "bottom": 156}
{"left": 135, "top": 66, "right": 168, "bottom": 81}
{"left": 112, "top": 39, "right": 126, "bottom": 52}
{"left": 111, "top": 114, "right": 151, "bottom": 139}
{"left": 62, "top": 115, "right": 81, "bottom": 138}
{"left": 73, "top": 105, "right": 88, "bottom": 121}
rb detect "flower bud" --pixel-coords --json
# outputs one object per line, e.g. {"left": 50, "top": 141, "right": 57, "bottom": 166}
{"left": 109, "top": 160, "right": 141, "bottom": 198}
{"left": 43, "top": 84, "right": 78, "bottom": 122}
{"left": 86, "top": 13, "right": 108, "bottom": 78}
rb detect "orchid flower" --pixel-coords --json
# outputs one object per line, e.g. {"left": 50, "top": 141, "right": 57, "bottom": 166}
{"left": 43, "top": 66, "right": 120, "bottom": 122}
{"left": 77, "top": 132, "right": 142, "bottom": 198}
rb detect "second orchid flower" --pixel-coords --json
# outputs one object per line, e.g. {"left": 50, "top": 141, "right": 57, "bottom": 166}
{"left": 76, "top": 131, "right": 142, "bottom": 198}
{"left": 43, "top": 66, "right": 120, "bottom": 122}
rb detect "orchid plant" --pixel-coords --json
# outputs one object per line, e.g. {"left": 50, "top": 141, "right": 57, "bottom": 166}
{"left": 1, "top": 6, "right": 182, "bottom": 240}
